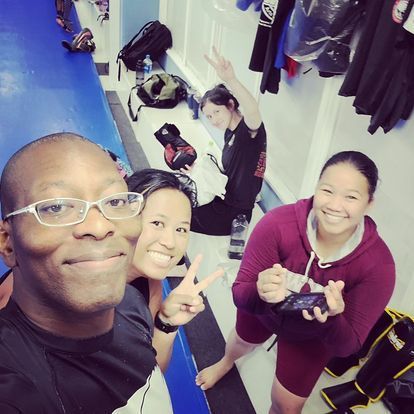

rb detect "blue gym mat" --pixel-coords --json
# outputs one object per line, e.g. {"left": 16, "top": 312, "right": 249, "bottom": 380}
{"left": 0, "top": 2, "right": 210, "bottom": 413}
{"left": 0, "top": 0, "right": 125, "bottom": 273}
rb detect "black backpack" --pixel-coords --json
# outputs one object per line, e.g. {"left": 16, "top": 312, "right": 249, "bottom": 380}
{"left": 128, "top": 73, "right": 188, "bottom": 121}
{"left": 116, "top": 21, "right": 172, "bottom": 77}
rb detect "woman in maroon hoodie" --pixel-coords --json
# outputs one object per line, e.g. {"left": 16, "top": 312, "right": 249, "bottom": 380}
{"left": 196, "top": 151, "right": 395, "bottom": 413}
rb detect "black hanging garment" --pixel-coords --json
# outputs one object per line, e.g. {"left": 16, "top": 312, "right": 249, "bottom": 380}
{"left": 339, "top": 0, "right": 414, "bottom": 134}
{"left": 382, "top": 368, "right": 414, "bottom": 414}
{"left": 284, "top": 0, "right": 365, "bottom": 76}
{"left": 249, "top": 0, "right": 295, "bottom": 94}
{"left": 314, "top": 0, "right": 366, "bottom": 76}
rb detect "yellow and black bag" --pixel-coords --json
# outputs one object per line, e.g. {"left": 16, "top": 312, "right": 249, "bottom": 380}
{"left": 128, "top": 73, "right": 188, "bottom": 121}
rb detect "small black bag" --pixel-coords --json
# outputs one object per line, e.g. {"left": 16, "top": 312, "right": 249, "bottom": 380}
{"left": 154, "top": 123, "right": 197, "bottom": 171}
{"left": 128, "top": 73, "right": 188, "bottom": 121}
{"left": 117, "top": 21, "right": 172, "bottom": 76}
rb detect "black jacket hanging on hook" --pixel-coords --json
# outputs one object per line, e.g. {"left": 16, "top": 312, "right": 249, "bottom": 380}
{"left": 249, "top": 0, "right": 295, "bottom": 94}
{"left": 339, "top": 0, "right": 414, "bottom": 134}
{"left": 284, "top": 0, "right": 366, "bottom": 77}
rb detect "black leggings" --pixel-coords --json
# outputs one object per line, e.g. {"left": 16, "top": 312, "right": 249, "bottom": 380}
{"left": 190, "top": 197, "right": 252, "bottom": 236}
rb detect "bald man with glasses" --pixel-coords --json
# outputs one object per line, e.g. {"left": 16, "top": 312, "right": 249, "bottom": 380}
{"left": 0, "top": 133, "right": 174, "bottom": 413}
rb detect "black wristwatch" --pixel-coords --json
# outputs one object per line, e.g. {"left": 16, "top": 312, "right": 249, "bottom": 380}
{"left": 154, "top": 312, "right": 179, "bottom": 334}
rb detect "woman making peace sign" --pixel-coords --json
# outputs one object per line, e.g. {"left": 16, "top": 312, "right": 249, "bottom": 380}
{"left": 186, "top": 47, "right": 267, "bottom": 236}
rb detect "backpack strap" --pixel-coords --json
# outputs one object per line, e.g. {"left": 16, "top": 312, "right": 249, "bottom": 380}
{"left": 126, "top": 20, "right": 155, "bottom": 48}
{"left": 207, "top": 153, "right": 225, "bottom": 174}
{"left": 128, "top": 85, "right": 147, "bottom": 122}
{"left": 116, "top": 20, "right": 155, "bottom": 63}
{"left": 171, "top": 74, "right": 190, "bottom": 88}
{"left": 170, "top": 74, "right": 190, "bottom": 101}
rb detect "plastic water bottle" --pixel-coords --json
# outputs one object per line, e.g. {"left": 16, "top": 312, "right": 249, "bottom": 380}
{"left": 228, "top": 214, "right": 249, "bottom": 260}
{"left": 192, "top": 92, "right": 201, "bottom": 120}
{"left": 143, "top": 54, "right": 153, "bottom": 77}
{"left": 135, "top": 59, "right": 145, "bottom": 86}
{"left": 186, "top": 87, "right": 195, "bottom": 111}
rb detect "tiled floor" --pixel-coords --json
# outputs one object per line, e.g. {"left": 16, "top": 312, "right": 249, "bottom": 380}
{"left": 188, "top": 231, "right": 391, "bottom": 414}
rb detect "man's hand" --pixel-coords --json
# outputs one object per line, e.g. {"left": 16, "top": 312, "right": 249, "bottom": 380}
{"left": 256, "top": 264, "right": 287, "bottom": 303}
{"left": 204, "top": 46, "right": 236, "bottom": 83}
{"left": 157, "top": 254, "right": 224, "bottom": 327}
{"left": 302, "top": 280, "right": 345, "bottom": 322}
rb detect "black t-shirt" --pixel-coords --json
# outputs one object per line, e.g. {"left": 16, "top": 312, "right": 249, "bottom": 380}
{"left": 0, "top": 286, "right": 173, "bottom": 414}
{"left": 0, "top": 269, "right": 12, "bottom": 285}
{"left": 222, "top": 118, "right": 267, "bottom": 210}
{"left": 130, "top": 277, "right": 150, "bottom": 304}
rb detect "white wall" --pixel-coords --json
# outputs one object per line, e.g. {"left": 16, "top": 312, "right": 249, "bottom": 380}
{"left": 160, "top": 1, "right": 414, "bottom": 315}
{"left": 329, "top": 98, "right": 414, "bottom": 314}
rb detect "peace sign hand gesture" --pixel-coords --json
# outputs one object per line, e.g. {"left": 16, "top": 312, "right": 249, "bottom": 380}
{"left": 204, "top": 46, "right": 236, "bottom": 83}
{"left": 158, "top": 254, "right": 224, "bottom": 327}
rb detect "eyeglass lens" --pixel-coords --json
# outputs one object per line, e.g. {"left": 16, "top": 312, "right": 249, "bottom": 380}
{"left": 35, "top": 193, "right": 141, "bottom": 225}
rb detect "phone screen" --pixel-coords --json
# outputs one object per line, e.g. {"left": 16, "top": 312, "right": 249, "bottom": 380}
{"left": 272, "top": 292, "right": 328, "bottom": 315}
{"left": 290, "top": 293, "right": 325, "bottom": 310}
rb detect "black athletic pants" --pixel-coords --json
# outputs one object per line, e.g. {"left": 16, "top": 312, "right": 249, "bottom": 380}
{"left": 190, "top": 197, "right": 252, "bottom": 236}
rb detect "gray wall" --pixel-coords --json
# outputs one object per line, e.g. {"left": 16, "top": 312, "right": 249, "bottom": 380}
{"left": 121, "top": 0, "right": 160, "bottom": 45}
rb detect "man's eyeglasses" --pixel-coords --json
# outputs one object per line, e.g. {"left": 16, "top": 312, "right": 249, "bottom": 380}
{"left": 4, "top": 192, "right": 143, "bottom": 227}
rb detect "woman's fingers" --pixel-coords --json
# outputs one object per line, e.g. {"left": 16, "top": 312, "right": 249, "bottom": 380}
{"left": 205, "top": 46, "right": 228, "bottom": 71}
{"left": 325, "top": 280, "right": 345, "bottom": 316}
{"left": 212, "top": 45, "right": 220, "bottom": 58}
{"left": 312, "top": 306, "right": 329, "bottom": 322}
{"left": 260, "top": 282, "right": 282, "bottom": 293}
{"left": 259, "top": 291, "right": 283, "bottom": 303}
{"left": 187, "top": 302, "right": 205, "bottom": 314}
{"left": 302, "top": 307, "right": 328, "bottom": 322}
{"left": 257, "top": 265, "right": 287, "bottom": 303}
{"left": 204, "top": 53, "right": 218, "bottom": 69}
{"left": 258, "top": 270, "right": 284, "bottom": 287}
{"left": 195, "top": 268, "right": 224, "bottom": 293}
{"left": 181, "top": 254, "right": 203, "bottom": 287}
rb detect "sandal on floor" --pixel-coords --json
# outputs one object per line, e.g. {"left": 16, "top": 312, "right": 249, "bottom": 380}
{"left": 62, "top": 28, "right": 96, "bottom": 53}
{"left": 56, "top": 15, "right": 73, "bottom": 33}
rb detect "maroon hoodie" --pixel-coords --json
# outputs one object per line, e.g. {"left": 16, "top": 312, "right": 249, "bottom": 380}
{"left": 232, "top": 198, "right": 395, "bottom": 357}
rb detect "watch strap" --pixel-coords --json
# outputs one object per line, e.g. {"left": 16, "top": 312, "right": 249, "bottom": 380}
{"left": 154, "top": 312, "right": 179, "bottom": 333}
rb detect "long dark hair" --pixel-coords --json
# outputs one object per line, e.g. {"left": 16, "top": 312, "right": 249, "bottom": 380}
{"left": 200, "top": 84, "right": 240, "bottom": 112}
{"left": 126, "top": 168, "right": 198, "bottom": 208}
{"left": 320, "top": 151, "right": 379, "bottom": 201}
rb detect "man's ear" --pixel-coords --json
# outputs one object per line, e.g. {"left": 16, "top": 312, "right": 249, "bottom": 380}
{"left": 0, "top": 220, "right": 16, "bottom": 268}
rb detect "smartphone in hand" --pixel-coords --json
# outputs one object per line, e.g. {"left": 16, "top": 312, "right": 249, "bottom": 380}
{"left": 271, "top": 292, "right": 328, "bottom": 316}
